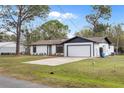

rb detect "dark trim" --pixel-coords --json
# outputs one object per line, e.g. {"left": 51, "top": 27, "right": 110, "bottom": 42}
{"left": 66, "top": 44, "right": 92, "bottom": 57}
{"left": 93, "top": 43, "right": 94, "bottom": 57}
{"left": 61, "top": 36, "right": 97, "bottom": 44}
{"left": 105, "top": 37, "right": 112, "bottom": 44}
{"left": 33, "top": 45, "right": 36, "bottom": 53}
{"left": 49, "top": 45, "right": 52, "bottom": 55}
{"left": 47, "top": 45, "right": 48, "bottom": 55}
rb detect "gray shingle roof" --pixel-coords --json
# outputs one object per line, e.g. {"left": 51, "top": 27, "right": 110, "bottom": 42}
{"left": 87, "top": 37, "right": 107, "bottom": 43}
{"left": 31, "top": 36, "right": 111, "bottom": 45}
{"left": 31, "top": 39, "right": 67, "bottom": 45}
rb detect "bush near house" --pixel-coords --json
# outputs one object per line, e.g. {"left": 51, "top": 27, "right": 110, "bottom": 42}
{"left": 118, "top": 47, "right": 124, "bottom": 54}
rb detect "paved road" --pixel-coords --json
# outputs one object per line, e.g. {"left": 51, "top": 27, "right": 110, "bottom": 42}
{"left": 0, "top": 75, "right": 49, "bottom": 88}
{"left": 25, "top": 57, "right": 87, "bottom": 66}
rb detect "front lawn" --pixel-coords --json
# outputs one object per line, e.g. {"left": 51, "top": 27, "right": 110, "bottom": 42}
{"left": 0, "top": 55, "right": 124, "bottom": 87}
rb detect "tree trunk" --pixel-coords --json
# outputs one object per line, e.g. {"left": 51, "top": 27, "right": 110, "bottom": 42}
{"left": 26, "top": 31, "right": 31, "bottom": 55}
{"left": 116, "top": 37, "right": 119, "bottom": 55}
{"left": 16, "top": 25, "right": 21, "bottom": 55}
{"left": 93, "top": 24, "right": 98, "bottom": 36}
{"left": 16, "top": 6, "right": 22, "bottom": 55}
{"left": 16, "top": 26, "right": 19, "bottom": 55}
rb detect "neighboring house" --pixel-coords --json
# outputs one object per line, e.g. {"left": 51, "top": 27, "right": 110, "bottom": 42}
{"left": 0, "top": 42, "right": 25, "bottom": 55}
{"left": 30, "top": 36, "right": 114, "bottom": 57}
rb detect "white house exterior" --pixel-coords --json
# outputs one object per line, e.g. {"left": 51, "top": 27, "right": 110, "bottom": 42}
{"left": 30, "top": 45, "right": 57, "bottom": 55}
{"left": 30, "top": 39, "right": 66, "bottom": 56}
{"left": 30, "top": 36, "right": 114, "bottom": 57}
{"left": 0, "top": 42, "right": 25, "bottom": 55}
{"left": 94, "top": 43, "right": 114, "bottom": 57}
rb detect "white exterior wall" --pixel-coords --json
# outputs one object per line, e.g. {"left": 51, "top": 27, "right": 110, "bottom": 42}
{"left": 51, "top": 45, "right": 56, "bottom": 55}
{"left": 110, "top": 45, "right": 114, "bottom": 53}
{"left": 30, "top": 45, "right": 47, "bottom": 55}
{"left": 94, "top": 43, "right": 100, "bottom": 57}
{"left": 94, "top": 43, "right": 114, "bottom": 57}
{"left": 0, "top": 42, "right": 25, "bottom": 54}
{"left": 64, "top": 42, "right": 94, "bottom": 57}
{"left": 99, "top": 43, "right": 110, "bottom": 56}
{"left": 37, "top": 46, "right": 47, "bottom": 55}
{"left": 30, "top": 46, "right": 33, "bottom": 54}
{"left": 30, "top": 45, "right": 56, "bottom": 55}
{"left": 0, "top": 46, "right": 24, "bottom": 54}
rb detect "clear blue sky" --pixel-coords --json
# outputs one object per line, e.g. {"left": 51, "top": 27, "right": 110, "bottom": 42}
{"left": 33, "top": 5, "right": 124, "bottom": 38}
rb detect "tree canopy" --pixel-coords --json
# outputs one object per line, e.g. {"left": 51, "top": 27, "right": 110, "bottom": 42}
{"left": 0, "top": 5, "right": 50, "bottom": 55}
{"left": 86, "top": 5, "right": 112, "bottom": 33}
{"left": 106, "top": 24, "right": 124, "bottom": 54}
{"left": 75, "top": 29, "right": 94, "bottom": 38}
{"left": 37, "top": 20, "right": 69, "bottom": 40}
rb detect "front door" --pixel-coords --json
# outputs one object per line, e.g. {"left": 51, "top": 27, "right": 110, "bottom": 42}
{"left": 99, "top": 47, "right": 103, "bottom": 57}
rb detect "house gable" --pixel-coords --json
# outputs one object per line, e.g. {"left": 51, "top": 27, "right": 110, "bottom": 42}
{"left": 61, "top": 36, "right": 96, "bottom": 44}
{"left": 61, "top": 36, "right": 112, "bottom": 44}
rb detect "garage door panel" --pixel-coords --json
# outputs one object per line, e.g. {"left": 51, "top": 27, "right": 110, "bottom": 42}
{"left": 67, "top": 45, "right": 91, "bottom": 57}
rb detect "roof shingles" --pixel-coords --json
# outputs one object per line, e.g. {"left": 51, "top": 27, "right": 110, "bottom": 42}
{"left": 31, "top": 36, "right": 111, "bottom": 45}
{"left": 87, "top": 37, "right": 106, "bottom": 43}
{"left": 31, "top": 39, "right": 67, "bottom": 45}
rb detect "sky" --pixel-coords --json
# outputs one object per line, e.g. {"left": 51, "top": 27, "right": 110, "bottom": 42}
{"left": 6, "top": 5, "right": 124, "bottom": 38}
{"left": 42, "top": 5, "right": 124, "bottom": 38}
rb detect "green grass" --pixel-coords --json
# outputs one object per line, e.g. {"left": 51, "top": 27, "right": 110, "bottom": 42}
{"left": 0, "top": 55, "right": 124, "bottom": 87}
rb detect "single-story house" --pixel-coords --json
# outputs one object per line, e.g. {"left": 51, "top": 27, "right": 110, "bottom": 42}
{"left": 30, "top": 36, "right": 114, "bottom": 57}
{"left": 0, "top": 42, "right": 25, "bottom": 55}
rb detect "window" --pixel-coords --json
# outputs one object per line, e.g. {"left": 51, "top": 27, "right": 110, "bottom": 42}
{"left": 33, "top": 46, "right": 36, "bottom": 53}
{"left": 56, "top": 45, "right": 64, "bottom": 53}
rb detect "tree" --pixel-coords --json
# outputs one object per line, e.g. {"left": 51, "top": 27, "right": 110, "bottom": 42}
{"left": 75, "top": 29, "right": 94, "bottom": 38}
{"left": 75, "top": 24, "right": 110, "bottom": 38}
{"left": 0, "top": 32, "right": 4, "bottom": 40}
{"left": 106, "top": 24, "right": 124, "bottom": 54}
{"left": 93, "top": 23, "right": 110, "bottom": 36}
{"left": 86, "top": 5, "right": 112, "bottom": 34}
{"left": 21, "top": 25, "right": 44, "bottom": 54}
{"left": 23, "top": 28, "right": 46, "bottom": 54}
{"left": 110, "top": 24, "right": 124, "bottom": 54}
{"left": 10, "top": 34, "right": 16, "bottom": 41}
{"left": 29, "top": 29, "right": 44, "bottom": 42}
{"left": 0, "top": 32, "right": 16, "bottom": 41}
{"left": 0, "top": 5, "right": 50, "bottom": 55}
{"left": 22, "top": 27, "right": 32, "bottom": 55}
{"left": 37, "top": 20, "right": 69, "bottom": 40}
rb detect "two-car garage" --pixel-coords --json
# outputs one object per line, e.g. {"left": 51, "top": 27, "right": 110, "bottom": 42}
{"left": 64, "top": 43, "right": 93, "bottom": 57}
{"left": 63, "top": 36, "right": 114, "bottom": 57}
{"left": 67, "top": 45, "right": 91, "bottom": 57}
{"left": 63, "top": 36, "right": 94, "bottom": 57}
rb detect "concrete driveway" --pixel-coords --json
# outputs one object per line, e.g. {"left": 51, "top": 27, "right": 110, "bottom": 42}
{"left": 0, "top": 75, "right": 49, "bottom": 88}
{"left": 25, "top": 57, "right": 88, "bottom": 66}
